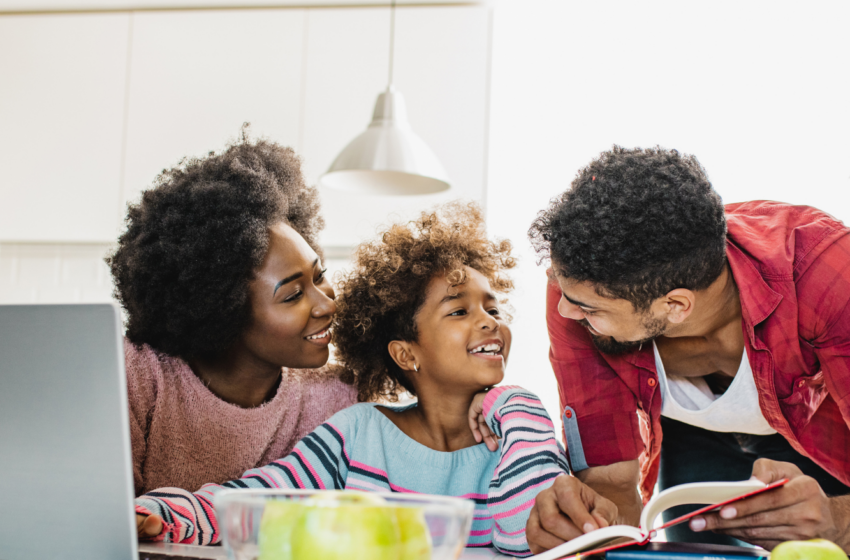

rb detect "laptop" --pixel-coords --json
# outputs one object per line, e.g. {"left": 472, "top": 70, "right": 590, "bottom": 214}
{"left": 0, "top": 304, "right": 138, "bottom": 560}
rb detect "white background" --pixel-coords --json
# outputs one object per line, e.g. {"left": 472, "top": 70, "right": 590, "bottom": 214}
{"left": 487, "top": 0, "right": 850, "bottom": 429}
{"left": 2, "top": 0, "right": 849, "bottom": 431}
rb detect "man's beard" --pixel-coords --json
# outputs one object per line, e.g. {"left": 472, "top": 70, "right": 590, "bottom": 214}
{"left": 578, "top": 315, "right": 667, "bottom": 355}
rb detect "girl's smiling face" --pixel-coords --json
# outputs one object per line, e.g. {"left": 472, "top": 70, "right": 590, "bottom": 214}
{"left": 393, "top": 266, "right": 512, "bottom": 394}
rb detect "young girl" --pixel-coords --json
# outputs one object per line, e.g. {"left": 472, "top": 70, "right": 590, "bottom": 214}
{"left": 135, "top": 202, "right": 567, "bottom": 556}
{"left": 109, "top": 131, "right": 357, "bottom": 495}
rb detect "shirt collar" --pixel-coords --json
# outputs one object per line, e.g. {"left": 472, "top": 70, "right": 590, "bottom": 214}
{"left": 622, "top": 241, "right": 782, "bottom": 369}
{"left": 726, "top": 240, "right": 783, "bottom": 328}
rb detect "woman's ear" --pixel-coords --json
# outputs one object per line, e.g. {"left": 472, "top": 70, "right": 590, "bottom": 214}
{"left": 388, "top": 340, "right": 418, "bottom": 373}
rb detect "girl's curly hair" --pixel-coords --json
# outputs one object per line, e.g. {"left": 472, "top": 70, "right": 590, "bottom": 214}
{"left": 333, "top": 202, "right": 515, "bottom": 403}
{"left": 107, "top": 128, "right": 323, "bottom": 360}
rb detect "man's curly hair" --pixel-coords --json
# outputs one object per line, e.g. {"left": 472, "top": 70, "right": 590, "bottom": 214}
{"left": 107, "top": 130, "right": 323, "bottom": 360}
{"left": 333, "top": 202, "right": 515, "bottom": 403}
{"left": 529, "top": 146, "right": 727, "bottom": 311}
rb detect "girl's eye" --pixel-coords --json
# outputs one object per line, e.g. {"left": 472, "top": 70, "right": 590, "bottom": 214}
{"left": 449, "top": 309, "right": 467, "bottom": 317}
{"left": 283, "top": 290, "right": 303, "bottom": 303}
{"left": 488, "top": 308, "right": 501, "bottom": 316}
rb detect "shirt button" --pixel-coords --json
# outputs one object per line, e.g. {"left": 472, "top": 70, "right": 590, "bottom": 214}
{"left": 565, "top": 410, "right": 573, "bottom": 419}
{"left": 648, "top": 378, "right": 657, "bottom": 387}
{"left": 798, "top": 379, "right": 805, "bottom": 388}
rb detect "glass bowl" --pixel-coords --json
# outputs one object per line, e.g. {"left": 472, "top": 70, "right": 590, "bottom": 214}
{"left": 214, "top": 489, "right": 475, "bottom": 560}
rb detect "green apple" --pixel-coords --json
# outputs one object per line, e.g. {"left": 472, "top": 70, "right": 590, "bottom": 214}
{"left": 290, "top": 491, "right": 402, "bottom": 560}
{"left": 393, "top": 506, "right": 432, "bottom": 560}
{"left": 258, "top": 500, "right": 304, "bottom": 560}
{"left": 771, "top": 539, "right": 848, "bottom": 560}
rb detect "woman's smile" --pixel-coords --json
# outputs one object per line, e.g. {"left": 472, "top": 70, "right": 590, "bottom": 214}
{"left": 304, "top": 325, "right": 332, "bottom": 346}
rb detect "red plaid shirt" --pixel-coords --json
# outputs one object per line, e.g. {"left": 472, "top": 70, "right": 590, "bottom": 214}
{"left": 547, "top": 201, "right": 850, "bottom": 501}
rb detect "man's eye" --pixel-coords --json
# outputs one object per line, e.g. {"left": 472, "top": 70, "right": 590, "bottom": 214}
{"left": 283, "top": 290, "right": 303, "bottom": 303}
{"left": 582, "top": 309, "right": 597, "bottom": 316}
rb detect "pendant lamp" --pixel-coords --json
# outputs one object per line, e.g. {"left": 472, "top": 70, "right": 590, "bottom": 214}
{"left": 320, "top": 0, "right": 450, "bottom": 195}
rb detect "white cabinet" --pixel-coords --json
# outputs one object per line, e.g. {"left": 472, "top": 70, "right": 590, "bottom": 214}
{"left": 0, "top": 5, "right": 491, "bottom": 246}
{"left": 122, "top": 9, "right": 307, "bottom": 207}
{"left": 0, "top": 13, "right": 130, "bottom": 242}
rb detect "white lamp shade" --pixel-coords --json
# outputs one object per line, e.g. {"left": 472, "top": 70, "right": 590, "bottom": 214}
{"left": 321, "top": 86, "right": 450, "bottom": 195}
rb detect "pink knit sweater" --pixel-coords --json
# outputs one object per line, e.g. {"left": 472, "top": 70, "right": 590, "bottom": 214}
{"left": 125, "top": 340, "right": 358, "bottom": 496}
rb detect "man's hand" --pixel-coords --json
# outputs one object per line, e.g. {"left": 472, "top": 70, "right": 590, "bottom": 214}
{"left": 468, "top": 391, "right": 498, "bottom": 452}
{"left": 136, "top": 513, "right": 163, "bottom": 539}
{"left": 689, "top": 458, "right": 850, "bottom": 551}
{"left": 526, "top": 474, "right": 619, "bottom": 554}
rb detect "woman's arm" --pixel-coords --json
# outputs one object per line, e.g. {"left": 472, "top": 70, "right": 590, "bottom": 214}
{"left": 135, "top": 420, "right": 353, "bottom": 545}
{"left": 483, "top": 386, "right": 567, "bottom": 557}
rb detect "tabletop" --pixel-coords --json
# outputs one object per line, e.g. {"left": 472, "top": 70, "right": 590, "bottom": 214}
{"left": 138, "top": 542, "right": 513, "bottom": 559}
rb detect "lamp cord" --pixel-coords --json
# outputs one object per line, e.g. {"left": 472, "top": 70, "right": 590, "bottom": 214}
{"left": 388, "top": 0, "right": 396, "bottom": 86}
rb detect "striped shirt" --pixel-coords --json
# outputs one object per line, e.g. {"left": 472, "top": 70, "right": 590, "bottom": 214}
{"left": 135, "top": 385, "right": 567, "bottom": 556}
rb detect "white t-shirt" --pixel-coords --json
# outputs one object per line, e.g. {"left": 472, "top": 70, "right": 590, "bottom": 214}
{"left": 653, "top": 341, "right": 776, "bottom": 435}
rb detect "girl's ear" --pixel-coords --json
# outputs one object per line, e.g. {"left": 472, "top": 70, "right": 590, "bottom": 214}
{"left": 388, "top": 340, "right": 418, "bottom": 373}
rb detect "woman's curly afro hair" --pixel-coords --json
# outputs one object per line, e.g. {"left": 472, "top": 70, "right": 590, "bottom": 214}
{"left": 529, "top": 145, "right": 727, "bottom": 311}
{"left": 107, "top": 129, "right": 323, "bottom": 360}
{"left": 333, "top": 202, "right": 515, "bottom": 403}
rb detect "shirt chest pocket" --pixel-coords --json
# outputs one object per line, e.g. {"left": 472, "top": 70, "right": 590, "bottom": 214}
{"left": 778, "top": 371, "right": 828, "bottom": 429}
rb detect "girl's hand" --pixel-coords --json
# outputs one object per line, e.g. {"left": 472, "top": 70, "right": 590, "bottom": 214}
{"left": 136, "top": 513, "right": 163, "bottom": 539}
{"left": 468, "top": 391, "right": 499, "bottom": 451}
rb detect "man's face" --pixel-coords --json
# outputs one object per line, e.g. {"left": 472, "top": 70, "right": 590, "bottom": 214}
{"left": 554, "top": 274, "right": 667, "bottom": 354}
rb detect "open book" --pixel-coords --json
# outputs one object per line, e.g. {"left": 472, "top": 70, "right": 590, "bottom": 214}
{"left": 531, "top": 478, "right": 788, "bottom": 560}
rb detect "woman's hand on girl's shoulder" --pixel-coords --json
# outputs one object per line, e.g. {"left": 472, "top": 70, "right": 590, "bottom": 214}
{"left": 136, "top": 513, "right": 163, "bottom": 539}
{"left": 468, "top": 389, "right": 499, "bottom": 452}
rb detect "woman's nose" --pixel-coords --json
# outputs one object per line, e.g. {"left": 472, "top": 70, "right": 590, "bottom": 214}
{"left": 312, "top": 287, "right": 337, "bottom": 317}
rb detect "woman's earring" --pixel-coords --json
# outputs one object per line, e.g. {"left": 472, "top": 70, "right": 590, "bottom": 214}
{"left": 413, "top": 363, "right": 419, "bottom": 372}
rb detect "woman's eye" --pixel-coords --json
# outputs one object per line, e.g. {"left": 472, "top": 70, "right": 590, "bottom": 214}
{"left": 316, "top": 268, "right": 328, "bottom": 283}
{"left": 283, "top": 290, "right": 303, "bottom": 303}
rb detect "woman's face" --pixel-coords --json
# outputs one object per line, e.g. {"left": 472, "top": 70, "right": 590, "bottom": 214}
{"left": 408, "top": 266, "right": 511, "bottom": 393}
{"left": 240, "top": 222, "right": 335, "bottom": 370}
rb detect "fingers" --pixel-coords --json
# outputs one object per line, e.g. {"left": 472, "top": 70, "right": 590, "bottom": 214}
{"left": 697, "top": 471, "right": 824, "bottom": 527}
{"left": 137, "top": 514, "right": 163, "bottom": 538}
{"left": 526, "top": 503, "right": 569, "bottom": 554}
{"left": 468, "top": 393, "right": 488, "bottom": 444}
{"left": 468, "top": 409, "right": 483, "bottom": 443}
{"left": 525, "top": 475, "right": 622, "bottom": 554}
{"left": 590, "top": 495, "right": 618, "bottom": 528}
{"left": 689, "top": 472, "right": 837, "bottom": 549}
{"left": 478, "top": 416, "right": 499, "bottom": 452}
{"left": 750, "top": 457, "right": 802, "bottom": 485}
{"left": 551, "top": 475, "right": 605, "bottom": 535}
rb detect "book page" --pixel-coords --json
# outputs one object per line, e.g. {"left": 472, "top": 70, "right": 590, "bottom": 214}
{"left": 529, "top": 524, "right": 645, "bottom": 560}
{"left": 639, "top": 480, "right": 767, "bottom": 534}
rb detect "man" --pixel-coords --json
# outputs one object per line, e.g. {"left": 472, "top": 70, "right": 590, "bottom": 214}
{"left": 525, "top": 146, "right": 850, "bottom": 553}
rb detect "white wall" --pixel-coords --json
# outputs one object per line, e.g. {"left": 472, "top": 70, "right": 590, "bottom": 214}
{"left": 0, "top": 4, "right": 491, "bottom": 304}
{"left": 487, "top": 0, "right": 850, "bottom": 432}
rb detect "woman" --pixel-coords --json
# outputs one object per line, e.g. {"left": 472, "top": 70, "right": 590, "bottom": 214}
{"left": 108, "top": 131, "right": 358, "bottom": 496}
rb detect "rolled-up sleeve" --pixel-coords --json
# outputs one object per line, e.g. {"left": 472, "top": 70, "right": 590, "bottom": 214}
{"left": 546, "top": 280, "right": 642, "bottom": 470}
